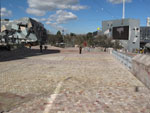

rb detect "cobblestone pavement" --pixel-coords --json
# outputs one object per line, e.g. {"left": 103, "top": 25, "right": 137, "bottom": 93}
{"left": 0, "top": 46, "right": 150, "bottom": 113}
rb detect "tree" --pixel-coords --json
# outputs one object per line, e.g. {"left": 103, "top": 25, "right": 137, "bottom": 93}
{"left": 93, "top": 35, "right": 114, "bottom": 48}
{"left": 75, "top": 35, "right": 85, "bottom": 46}
{"left": 87, "top": 32, "right": 93, "bottom": 39}
{"left": 113, "top": 40, "right": 123, "bottom": 50}
{"left": 70, "top": 33, "right": 76, "bottom": 37}
{"left": 56, "top": 30, "right": 63, "bottom": 43}
{"left": 56, "top": 31, "right": 62, "bottom": 36}
{"left": 85, "top": 32, "right": 93, "bottom": 46}
{"left": 47, "top": 34, "right": 57, "bottom": 45}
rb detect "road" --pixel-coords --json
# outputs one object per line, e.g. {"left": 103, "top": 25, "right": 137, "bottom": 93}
{"left": 0, "top": 46, "right": 150, "bottom": 113}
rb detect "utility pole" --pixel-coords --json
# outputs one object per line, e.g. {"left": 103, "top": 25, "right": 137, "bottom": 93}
{"left": 122, "top": 0, "right": 125, "bottom": 19}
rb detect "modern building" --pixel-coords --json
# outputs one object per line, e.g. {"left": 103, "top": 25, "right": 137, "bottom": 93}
{"left": 102, "top": 19, "right": 140, "bottom": 52}
{"left": 0, "top": 17, "right": 47, "bottom": 49}
{"left": 147, "top": 17, "right": 150, "bottom": 27}
{"left": 140, "top": 26, "right": 150, "bottom": 47}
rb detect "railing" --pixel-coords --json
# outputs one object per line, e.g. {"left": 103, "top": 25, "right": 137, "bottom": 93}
{"left": 112, "top": 50, "right": 132, "bottom": 70}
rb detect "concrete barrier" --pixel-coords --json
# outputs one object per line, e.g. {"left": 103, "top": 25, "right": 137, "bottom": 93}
{"left": 112, "top": 50, "right": 150, "bottom": 89}
{"left": 107, "top": 48, "right": 113, "bottom": 54}
{"left": 132, "top": 54, "right": 150, "bottom": 89}
{"left": 112, "top": 50, "right": 132, "bottom": 70}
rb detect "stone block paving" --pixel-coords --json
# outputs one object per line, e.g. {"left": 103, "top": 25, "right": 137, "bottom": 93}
{"left": 0, "top": 46, "right": 150, "bottom": 113}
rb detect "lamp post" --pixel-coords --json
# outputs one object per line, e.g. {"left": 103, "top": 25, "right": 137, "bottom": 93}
{"left": 62, "top": 29, "right": 64, "bottom": 42}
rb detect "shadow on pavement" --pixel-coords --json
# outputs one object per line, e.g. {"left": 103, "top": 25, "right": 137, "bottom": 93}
{"left": 0, "top": 47, "right": 60, "bottom": 62}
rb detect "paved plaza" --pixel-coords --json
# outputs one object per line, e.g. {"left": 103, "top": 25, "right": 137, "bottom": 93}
{"left": 0, "top": 46, "right": 150, "bottom": 113}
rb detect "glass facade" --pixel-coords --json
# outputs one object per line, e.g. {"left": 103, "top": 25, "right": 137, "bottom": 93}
{"left": 140, "top": 27, "right": 150, "bottom": 42}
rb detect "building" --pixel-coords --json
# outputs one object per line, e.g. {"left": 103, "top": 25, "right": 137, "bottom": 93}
{"left": 102, "top": 19, "right": 140, "bottom": 52}
{"left": 139, "top": 17, "right": 150, "bottom": 48}
{"left": 0, "top": 17, "right": 47, "bottom": 49}
{"left": 140, "top": 26, "right": 150, "bottom": 48}
{"left": 147, "top": 17, "right": 150, "bottom": 27}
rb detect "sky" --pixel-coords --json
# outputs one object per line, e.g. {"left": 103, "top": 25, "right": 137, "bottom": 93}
{"left": 1, "top": 0, "right": 150, "bottom": 34}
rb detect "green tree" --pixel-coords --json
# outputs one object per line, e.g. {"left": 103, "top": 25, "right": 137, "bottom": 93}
{"left": 47, "top": 34, "right": 57, "bottom": 45}
{"left": 93, "top": 35, "right": 114, "bottom": 48}
{"left": 56, "top": 31, "right": 63, "bottom": 43}
{"left": 86, "top": 32, "right": 94, "bottom": 46}
{"left": 56, "top": 31, "right": 61, "bottom": 36}
{"left": 70, "top": 33, "right": 76, "bottom": 37}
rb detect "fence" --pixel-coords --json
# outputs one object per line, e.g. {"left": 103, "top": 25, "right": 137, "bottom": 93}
{"left": 112, "top": 50, "right": 132, "bottom": 70}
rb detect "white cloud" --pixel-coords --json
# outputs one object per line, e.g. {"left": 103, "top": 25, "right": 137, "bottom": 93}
{"left": 45, "top": 10, "right": 77, "bottom": 31}
{"left": 49, "top": 10, "right": 77, "bottom": 24}
{"left": 46, "top": 21, "right": 51, "bottom": 25}
{"left": 46, "top": 21, "right": 64, "bottom": 31}
{"left": 26, "top": 8, "right": 46, "bottom": 16}
{"left": 71, "top": 5, "right": 88, "bottom": 10}
{"left": 40, "top": 18, "right": 47, "bottom": 21}
{"left": 32, "top": 17, "right": 39, "bottom": 22}
{"left": 32, "top": 17, "right": 48, "bottom": 22}
{"left": 1, "top": 7, "right": 12, "bottom": 17}
{"left": 26, "top": 0, "right": 87, "bottom": 16}
{"left": 107, "top": 0, "right": 132, "bottom": 4}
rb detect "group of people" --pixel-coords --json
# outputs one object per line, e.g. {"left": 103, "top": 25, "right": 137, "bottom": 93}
{"left": 40, "top": 45, "right": 47, "bottom": 52}
{"left": 38, "top": 44, "right": 84, "bottom": 54}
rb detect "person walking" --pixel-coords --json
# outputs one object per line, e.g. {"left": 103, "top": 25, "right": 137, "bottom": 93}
{"left": 40, "top": 44, "right": 43, "bottom": 52}
{"left": 79, "top": 46, "right": 82, "bottom": 54}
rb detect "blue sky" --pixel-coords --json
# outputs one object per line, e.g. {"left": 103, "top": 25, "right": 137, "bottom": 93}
{"left": 1, "top": 0, "right": 150, "bottom": 34}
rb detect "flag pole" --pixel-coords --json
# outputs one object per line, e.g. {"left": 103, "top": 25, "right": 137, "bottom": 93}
{"left": 122, "top": 0, "right": 125, "bottom": 19}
